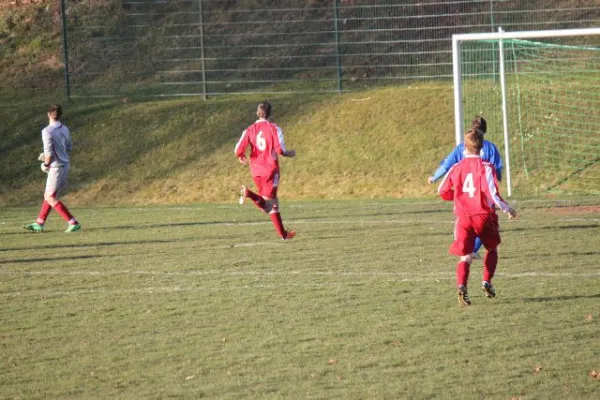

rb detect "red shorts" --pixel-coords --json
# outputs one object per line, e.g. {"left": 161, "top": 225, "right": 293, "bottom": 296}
{"left": 449, "top": 213, "right": 501, "bottom": 256}
{"left": 252, "top": 172, "right": 280, "bottom": 198}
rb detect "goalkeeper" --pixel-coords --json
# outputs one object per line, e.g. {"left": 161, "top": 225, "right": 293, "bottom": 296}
{"left": 428, "top": 116, "right": 503, "bottom": 258}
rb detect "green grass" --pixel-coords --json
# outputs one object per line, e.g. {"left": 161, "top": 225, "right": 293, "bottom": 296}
{"left": 1, "top": 198, "right": 599, "bottom": 399}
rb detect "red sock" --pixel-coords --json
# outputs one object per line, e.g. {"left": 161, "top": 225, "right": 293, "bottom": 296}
{"left": 37, "top": 201, "right": 52, "bottom": 224}
{"left": 456, "top": 261, "right": 470, "bottom": 287}
{"left": 53, "top": 201, "right": 75, "bottom": 222}
{"left": 246, "top": 188, "right": 267, "bottom": 211}
{"left": 483, "top": 249, "right": 498, "bottom": 283}
{"left": 269, "top": 212, "right": 286, "bottom": 239}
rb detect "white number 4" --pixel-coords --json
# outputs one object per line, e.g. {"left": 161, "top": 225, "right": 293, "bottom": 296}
{"left": 462, "top": 173, "right": 476, "bottom": 198}
{"left": 256, "top": 131, "right": 266, "bottom": 151}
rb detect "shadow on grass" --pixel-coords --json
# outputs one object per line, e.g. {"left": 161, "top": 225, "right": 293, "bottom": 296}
{"left": 0, "top": 254, "right": 103, "bottom": 264}
{"left": 505, "top": 223, "right": 600, "bottom": 233}
{"left": 0, "top": 220, "right": 247, "bottom": 237}
{"left": 0, "top": 234, "right": 241, "bottom": 253}
{"left": 524, "top": 293, "right": 600, "bottom": 302}
{"left": 503, "top": 250, "right": 600, "bottom": 259}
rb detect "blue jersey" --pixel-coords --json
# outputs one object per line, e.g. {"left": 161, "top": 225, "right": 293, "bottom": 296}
{"left": 431, "top": 140, "right": 503, "bottom": 182}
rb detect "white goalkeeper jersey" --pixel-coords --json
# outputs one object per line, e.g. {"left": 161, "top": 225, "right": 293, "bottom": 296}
{"left": 42, "top": 121, "right": 72, "bottom": 167}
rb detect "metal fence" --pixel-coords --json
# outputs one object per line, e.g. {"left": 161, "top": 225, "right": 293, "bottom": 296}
{"left": 52, "top": 0, "right": 600, "bottom": 97}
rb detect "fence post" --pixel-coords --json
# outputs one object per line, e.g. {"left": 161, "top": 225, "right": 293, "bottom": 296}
{"left": 333, "top": 0, "right": 343, "bottom": 93}
{"left": 198, "top": 0, "right": 207, "bottom": 100}
{"left": 489, "top": 0, "right": 496, "bottom": 32}
{"left": 490, "top": 0, "right": 497, "bottom": 82}
{"left": 60, "top": 0, "right": 71, "bottom": 100}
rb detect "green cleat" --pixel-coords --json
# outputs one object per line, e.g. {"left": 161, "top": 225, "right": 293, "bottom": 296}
{"left": 65, "top": 223, "right": 81, "bottom": 233}
{"left": 24, "top": 222, "right": 44, "bottom": 233}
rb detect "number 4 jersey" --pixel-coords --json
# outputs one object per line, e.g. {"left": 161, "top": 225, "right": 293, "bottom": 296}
{"left": 437, "top": 154, "right": 511, "bottom": 216}
{"left": 235, "top": 119, "right": 289, "bottom": 177}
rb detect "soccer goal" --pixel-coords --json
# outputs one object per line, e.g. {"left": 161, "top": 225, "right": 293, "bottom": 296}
{"left": 452, "top": 28, "right": 600, "bottom": 196}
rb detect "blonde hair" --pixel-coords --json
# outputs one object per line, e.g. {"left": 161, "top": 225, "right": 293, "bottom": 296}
{"left": 464, "top": 128, "right": 484, "bottom": 154}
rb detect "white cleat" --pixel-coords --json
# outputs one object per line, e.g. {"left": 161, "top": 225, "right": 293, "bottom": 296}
{"left": 238, "top": 185, "right": 247, "bottom": 205}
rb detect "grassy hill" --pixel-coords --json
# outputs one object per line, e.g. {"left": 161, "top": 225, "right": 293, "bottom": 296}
{"left": 1, "top": 84, "right": 596, "bottom": 207}
{"left": 0, "top": 85, "right": 455, "bottom": 205}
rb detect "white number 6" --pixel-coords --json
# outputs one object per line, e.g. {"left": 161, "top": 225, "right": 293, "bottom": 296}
{"left": 256, "top": 131, "right": 266, "bottom": 151}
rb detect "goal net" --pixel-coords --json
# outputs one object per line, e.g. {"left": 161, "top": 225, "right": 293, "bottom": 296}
{"left": 453, "top": 28, "right": 600, "bottom": 196}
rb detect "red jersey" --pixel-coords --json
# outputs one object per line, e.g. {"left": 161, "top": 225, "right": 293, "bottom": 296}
{"left": 234, "top": 119, "right": 287, "bottom": 177}
{"left": 438, "top": 155, "right": 510, "bottom": 216}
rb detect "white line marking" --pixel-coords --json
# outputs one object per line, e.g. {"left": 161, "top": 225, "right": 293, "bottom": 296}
{"left": 2, "top": 270, "right": 599, "bottom": 278}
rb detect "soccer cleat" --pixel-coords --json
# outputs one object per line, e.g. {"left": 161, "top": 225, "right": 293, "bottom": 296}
{"left": 65, "top": 223, "right": 81, "bottom": 233}
{"left": 282, "top": 230, "right": 296, "bottom": 241}
{"left": 24, "top": 222, "right": 44, "bottom": 233}
{"left": 481, "top": 281, "right": 496, "bottom": 299}
{"left": 238, "top": 185, "right": 247, "bottom": 205}
{"left": 457, "top": 285, "right": 472, "bottom": 307}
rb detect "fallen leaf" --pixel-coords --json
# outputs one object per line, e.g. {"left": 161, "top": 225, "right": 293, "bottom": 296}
{"left": 589, "top": 370, "right": 599, "bottom": 379}
{"left": 585, "top": 314, "right": 593, "bottom": 321}
{"left": 533, "top": 365, "right": 543, "bottom": 374}
{"left": 328, "top": 358, "right": 338, "bottom": 365}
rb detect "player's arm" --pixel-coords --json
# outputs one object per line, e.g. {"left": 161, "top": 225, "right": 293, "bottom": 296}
{"left": 429, "top": 145, "right": 462, "bottom": 184}
{"left": 437, "top": 166, "right": 456, "bottom": 201}
{"left": 275, "top": 125, "right": 295, "bottom": 158}
{"left": 488, "top": 141, "right": 503, "bottom": 181}
{"left": 234, "top": 129, "right": 249, "bottom": 164}
{"left": 41, "top": 129, "right": 53, "bottom": 168}
{"left": 483, "top": 164, "right": 516, "bottom": 218}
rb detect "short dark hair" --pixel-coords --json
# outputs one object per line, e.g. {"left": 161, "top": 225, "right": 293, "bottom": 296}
{"left": 471, "top": 116, "right": 487, "bottom": 134}
{"left": 48, "top": 104, "right": 62, "bottom": 120}
{"left": 257, "top": 102, "right": 272, "bottom": 119}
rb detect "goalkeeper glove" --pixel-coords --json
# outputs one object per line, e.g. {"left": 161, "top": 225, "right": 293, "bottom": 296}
{"left": 40, "top": 163, "right": 50, "bottom": 173}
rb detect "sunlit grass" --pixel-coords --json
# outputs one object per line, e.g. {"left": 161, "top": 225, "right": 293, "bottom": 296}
{"left": 1, "top": 198, "right": 599, "bottom": 398}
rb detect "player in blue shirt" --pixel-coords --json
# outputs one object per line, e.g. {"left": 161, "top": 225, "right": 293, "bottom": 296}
{"left": 428, "top": 116, "right": 503, "bottom": 258}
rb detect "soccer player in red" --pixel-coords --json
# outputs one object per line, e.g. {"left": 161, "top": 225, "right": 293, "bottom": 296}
{"left": 234, "top": 102, "right": 296, "bottom": 240}
{"left": 438, "top": 128, "right": 516, "bottom": 307}
{"left": 25, "top": 104, "right": 81, "bottom": 233}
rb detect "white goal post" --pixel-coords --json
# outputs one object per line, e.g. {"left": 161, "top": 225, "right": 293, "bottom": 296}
{"left": 452, "top": 27, "right": 600, "bottom": 197}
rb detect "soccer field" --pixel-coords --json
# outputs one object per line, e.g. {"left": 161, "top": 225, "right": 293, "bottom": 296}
{"left": 1, "top": 199, "right": 599, "bottom": 399}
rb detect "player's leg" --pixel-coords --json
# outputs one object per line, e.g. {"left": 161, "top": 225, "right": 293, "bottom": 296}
{"left": 478, "top": 213, "right": 501, "bottom": 298}
{"left": 472, "top": 237, "right": 483, "bottom": 259}
{"left": 449, "top": 216, "right": 476, "bottom": 306}
{"left": 47, "top": 166, "right": 80, "bottom": 232}
{"left": 25, "top": 171, "right": 54, "bottom": 232}
{"left": 457, "top": 254, "right": 473, "bottom": 307}
{"left": 267, "top": 198, "right": 295, "bottom": 240}
{"left": 264, "top": 174, "right": 295, "bottom": 240}
{"left": 240, "top": 177, "right": 269, "bottom": 212}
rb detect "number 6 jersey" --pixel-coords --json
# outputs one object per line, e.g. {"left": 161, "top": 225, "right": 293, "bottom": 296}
{"left": 235, "top": 119, "right": 288, "bottom": 177}
{"left": 437, "top": 154, "right": 511, "bottom": 216}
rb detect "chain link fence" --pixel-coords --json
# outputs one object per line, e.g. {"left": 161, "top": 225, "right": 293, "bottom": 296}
{"left": 20, "top": 0, "right": 600, "bottom": 97}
